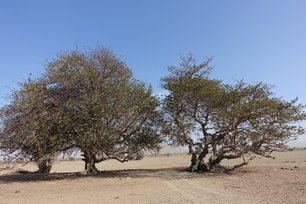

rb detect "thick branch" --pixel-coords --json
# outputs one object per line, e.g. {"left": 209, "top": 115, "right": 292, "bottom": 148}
{"left": 224, "top": 162, "right": 248, "bottom": 172}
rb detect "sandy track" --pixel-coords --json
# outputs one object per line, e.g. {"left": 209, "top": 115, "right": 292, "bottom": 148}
{"left": 0, "top": 150, "right": 306, "bottom": 204}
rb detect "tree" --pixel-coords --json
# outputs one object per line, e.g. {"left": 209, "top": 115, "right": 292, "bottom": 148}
{"left": 0, "top": 79, "right": 71, "bottom": 173}
{"left": 161, "top": 54, "right": 306, "bottom": 173}
{"left": 43, "top": 47, "right": 162, "bottom": 173}
{"left": 0, "top": 47, "right": 162, "bottom": 174}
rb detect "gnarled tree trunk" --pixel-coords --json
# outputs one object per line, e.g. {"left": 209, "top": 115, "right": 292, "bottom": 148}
{"left": 189, "top": 145, "right": 209, "bottom": 172}
{"left": 36, "top": 158, "right": 53, "bottom": 173}
{"left": 82, "top": 150, "right": 99, "bottom": 174}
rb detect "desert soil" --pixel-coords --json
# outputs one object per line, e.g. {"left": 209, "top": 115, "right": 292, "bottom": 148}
{"left": 0, "top": 149, "right": 306, "bottom": 204}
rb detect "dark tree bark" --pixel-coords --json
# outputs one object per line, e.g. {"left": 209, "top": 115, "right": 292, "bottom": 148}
{"left": 189, "top": 145, "right": 209, "bottom": 172}
{"left": 82, "top": 150, "right": 99, "bottom": 174}
{"left": 36, "top": 159, "right": 53, "bottom": 173}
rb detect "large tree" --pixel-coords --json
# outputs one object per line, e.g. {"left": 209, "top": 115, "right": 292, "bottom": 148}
{"left": 0, "top": 47, "right": 162, "bottom": 174}
{"left": 43, "top": 47, "right": 162, "bottom": 173}
{"left": 162, "top": 55, "right": 306, "bottom": 173}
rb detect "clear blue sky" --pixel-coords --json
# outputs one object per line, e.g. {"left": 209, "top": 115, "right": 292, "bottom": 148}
{"left": 1, "top": 0, "right": 306, "bottom": 146}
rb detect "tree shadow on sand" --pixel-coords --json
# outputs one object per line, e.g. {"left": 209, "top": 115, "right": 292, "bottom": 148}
{"left": 0, "top": 167, "right": 241, "bottom": 184}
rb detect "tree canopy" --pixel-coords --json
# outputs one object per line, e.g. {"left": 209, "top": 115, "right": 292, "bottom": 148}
{"left": 0, "top": 79, "right": 68, "bottom": 172}
{"left": 0, "top": 47, "right": 162, "bottom": 173}
{"left": 0, "top": 51, "right": 305, "bottom": 174}
{"left": 161, "top": 54, "right": 306, "bottom": 172}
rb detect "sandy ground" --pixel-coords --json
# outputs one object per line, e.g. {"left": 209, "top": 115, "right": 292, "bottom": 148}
{"left": 0, "top": 149, "right": 306, "bottom": 204}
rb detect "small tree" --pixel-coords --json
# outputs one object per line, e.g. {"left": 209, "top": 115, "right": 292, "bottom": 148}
{"left": 0, "top": 79, "right": 70, "bottom": 173}
{"left": 162, "top": 54, "right": 306, "bottom": 173}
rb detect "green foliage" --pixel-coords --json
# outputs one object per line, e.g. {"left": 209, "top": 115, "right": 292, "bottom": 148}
{"left": 162, "top": 54, "right": 306, "bottom": 172}
{"left": 0, "top": 78, "right": 66, "bottom": 172}
{"left": 0, "top": 47, "right": 162, "bottom": 173}
{"left": 1, "top": 49, "right": 304, "bottom": 174}
{"left": 44, "top": 47, "right": 161, "bottom": 157}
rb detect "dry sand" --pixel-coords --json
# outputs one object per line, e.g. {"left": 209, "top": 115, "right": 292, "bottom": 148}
{"left": 0, "top": 149, "right": 306, "bottom": 204}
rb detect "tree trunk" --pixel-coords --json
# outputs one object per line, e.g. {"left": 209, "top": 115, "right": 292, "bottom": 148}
{"left": 189, "top": 145, "right": 209, "bottom": 172}
{"left": 82, "top": 150, "right": 99, "bottom": 174}
{"left": 36, "top": 159, "right": 53, "bottom": 173}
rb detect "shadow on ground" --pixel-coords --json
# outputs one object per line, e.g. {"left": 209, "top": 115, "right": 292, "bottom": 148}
{"left": 0, "top": 167, "right": 236, "bottom": 183}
